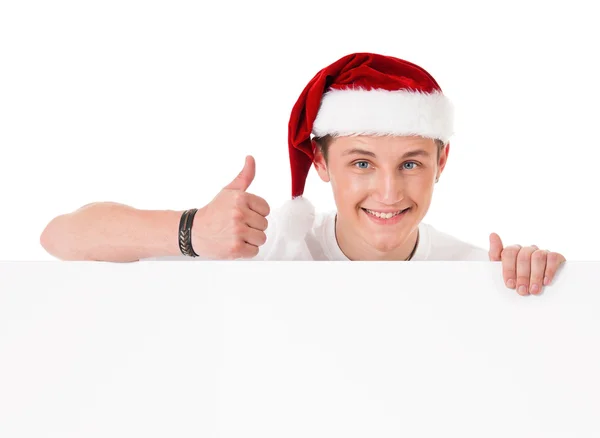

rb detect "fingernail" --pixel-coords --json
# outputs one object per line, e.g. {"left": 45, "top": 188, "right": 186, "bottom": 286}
{"left": 530, "top": 284, "right": 539, "bottom": 294}
{"left": 507, "top": 279, "right": 516, "bottom": 289}
{"left": 543, "top": 276, "right": 550, "bottom": 286}
{"left": 518, "top": 285, "right": 528, "bottom": 295}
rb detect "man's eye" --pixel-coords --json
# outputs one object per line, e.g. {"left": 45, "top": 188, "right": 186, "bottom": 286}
{"left": 355, "top": 161, "right": 370, "bottom": 169}
{"left": 403, "top": 161, "right": 418, "bottom": 170}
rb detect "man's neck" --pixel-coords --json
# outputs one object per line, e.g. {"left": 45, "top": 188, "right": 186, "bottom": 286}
{"left": 334, "top": 215, "right": 419, "bottom": 261}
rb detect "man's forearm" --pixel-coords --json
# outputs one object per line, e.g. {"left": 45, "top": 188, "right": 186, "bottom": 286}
{"left": 40, "top": 202, "right": 184, "bottom": 262}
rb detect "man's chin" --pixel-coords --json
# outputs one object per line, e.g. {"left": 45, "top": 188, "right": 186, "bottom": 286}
{"left": 361, "top": 222, "right": 418, "bottom": 252}
{"left": 366, "top": 238, "right": 406, "bottom": 254}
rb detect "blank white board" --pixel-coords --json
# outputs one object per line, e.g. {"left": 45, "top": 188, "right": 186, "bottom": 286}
{"left": 0, "top": 261, "right": 598, "bottom": 437}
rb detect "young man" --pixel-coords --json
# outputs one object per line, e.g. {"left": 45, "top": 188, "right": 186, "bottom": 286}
{"left": 40, "top": 52, "right": 565, "bottom": 296}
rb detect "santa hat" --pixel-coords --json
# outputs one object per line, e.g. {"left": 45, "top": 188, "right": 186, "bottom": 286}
{"left": 273, "top": 52, "right": 454, "bottom": 251}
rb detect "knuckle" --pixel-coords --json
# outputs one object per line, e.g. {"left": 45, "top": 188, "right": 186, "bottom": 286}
{"left": 503, "top": 269, "right": 517, "bottom": 278}
{"left": 516, "top": 260, "right": 531, "bottom": 273}
{"left": 231, "top": 240, "right": 244, "bottom": 252}
{"left": 532, "top": 250, "right": 548, "bottom": 262}
{"left": 232, "top": 224, "right": 245, "bottom": 237}
{"left": 547, "top": 252, "right": 559, "bottom": 263}
{"left": 516, "top": 249, "right": 534, "bottom": 262}
{"left": 231, "top": 208, "right": 245, "bottom": 222}
{"left": 503, "top": 246, "right": 520, "bottom": 257}
{"left": 232, "top": 191, "right": 245, "bottom": 205}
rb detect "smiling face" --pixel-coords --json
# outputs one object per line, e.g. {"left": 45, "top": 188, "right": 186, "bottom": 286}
{"left": 313, "top": 135, "right": 449, "bottom": 260}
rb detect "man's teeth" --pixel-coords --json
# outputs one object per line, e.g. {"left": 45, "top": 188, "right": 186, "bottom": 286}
{"left": 364, "top": 209, "right": 405, "bottom": 219}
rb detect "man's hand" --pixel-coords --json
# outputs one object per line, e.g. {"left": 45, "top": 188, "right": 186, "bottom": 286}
{"left": 488, "top": 233, "right": 566, "bottom": 296}
{"left": 191, "top": 155, "right": 270, "bottom": 260}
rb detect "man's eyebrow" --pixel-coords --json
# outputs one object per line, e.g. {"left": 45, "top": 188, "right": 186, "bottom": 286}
{"left": 342, "top": 148, "right": 431, "bottom": 159}
{"left": 343, "top": 148, "right": 377, "bottom": 157}
{"left": 401, "top": 149, "right": 431, "bottom": 159}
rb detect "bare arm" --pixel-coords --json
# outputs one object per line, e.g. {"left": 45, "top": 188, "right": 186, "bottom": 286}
{"left": 40, "top": 202, "right": 183, "bottom": 262}
{"left": 40, "top": 156, "right": 270, "bottom": 263}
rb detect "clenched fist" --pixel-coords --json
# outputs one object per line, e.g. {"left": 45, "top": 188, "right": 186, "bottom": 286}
{"left": 191, "top": 156, "right": 271, "bottom": 260}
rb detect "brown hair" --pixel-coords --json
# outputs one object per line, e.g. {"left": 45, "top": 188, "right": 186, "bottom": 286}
{"left": 313, "top": 135, "right": 446, "bottom": 163}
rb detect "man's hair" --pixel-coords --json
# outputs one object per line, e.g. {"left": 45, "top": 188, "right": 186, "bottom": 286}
{"left": 313, "top": 135, "right": 446, "bottom": 163}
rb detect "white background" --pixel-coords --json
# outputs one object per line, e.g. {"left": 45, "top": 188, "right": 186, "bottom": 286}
{"left": 0, "top": 261, "right": 598, "bottom": 437}
{"left": 1, "top": 0, "right": 598, "bottom": 261}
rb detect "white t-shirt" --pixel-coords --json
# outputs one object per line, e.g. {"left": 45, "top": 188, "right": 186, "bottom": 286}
{"left": 142, "top": 210, "right": 488, "bottom": 262}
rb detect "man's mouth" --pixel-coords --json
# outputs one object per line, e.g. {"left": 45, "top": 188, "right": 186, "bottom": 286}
{"left": 361, "top": 208, "right": 410, "bottom": 219}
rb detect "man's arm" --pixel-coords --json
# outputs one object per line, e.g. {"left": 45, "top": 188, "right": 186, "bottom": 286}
{"left": 39, "top": 156, "right": 270, "bottom": 263}
{"left": 40, "top": 202, "right": 183, "bottom": 262}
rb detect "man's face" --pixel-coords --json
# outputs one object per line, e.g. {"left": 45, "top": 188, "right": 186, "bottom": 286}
{"left": 314, "top": 135, "right": 448, "bottom": 253}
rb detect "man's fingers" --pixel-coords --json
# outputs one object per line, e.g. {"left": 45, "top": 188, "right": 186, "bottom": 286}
{"left": 529, "top": 250, "right": 548, "bottom": 295}
{"left": 245, "top": 193, "right": 271, "bottom": 217}
{"left": 501, "top": 244, "right": 521, "bottom": 289}
{"left": 542, "top": 252, "right": 566, "bottom": 286}
{"left": 488, "top": 233, "right": 504, "bottom": 261}
{"left": 515, "top": 246, "right": 537, "bottom": 296}
{"left": 244, "top": 227, "right": 267, "bottom": 248}
{"left": 245, "top": 209, "right": 269, "bottom": 231}
{"left": 224, "top": 155, "right": 256, "bottom": 192}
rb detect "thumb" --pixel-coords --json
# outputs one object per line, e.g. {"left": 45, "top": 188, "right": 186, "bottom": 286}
{"left": 488, "top": 232, "right": 504, "bottom": 261}
{"left": 224, "top": 155, "right": 255, "bottom": 191}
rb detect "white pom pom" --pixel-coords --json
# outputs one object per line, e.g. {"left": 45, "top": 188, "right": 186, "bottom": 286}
{"left": 274, "top": 196, "right": 316, "bottom": 240}
{"left": 259, "top": 197, "right": 316, "bottom": 260}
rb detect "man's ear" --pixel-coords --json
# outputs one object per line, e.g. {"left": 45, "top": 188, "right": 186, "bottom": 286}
{"left": 436, "top": 143, "right": 450, "bottom": 181}
{"left": 313, "top": 142, "right": 330, "bottom": 183}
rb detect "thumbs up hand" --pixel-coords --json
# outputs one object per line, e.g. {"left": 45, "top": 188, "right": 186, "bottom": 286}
{"left": 191, "top": 156, "right": 271, "bottom": 260}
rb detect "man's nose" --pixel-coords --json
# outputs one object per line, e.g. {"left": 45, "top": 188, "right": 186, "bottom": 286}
{"left": 373, "top": 172, "right": 405, "bottom": 205}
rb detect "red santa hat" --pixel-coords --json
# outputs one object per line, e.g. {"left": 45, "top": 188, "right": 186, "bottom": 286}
{"left": 288, "top": 52, "right": 453, "bottom": 199}
{"left": 273, "top": 52, "right": 454, "bottom": 249}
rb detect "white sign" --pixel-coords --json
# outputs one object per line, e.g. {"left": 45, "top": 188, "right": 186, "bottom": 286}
{"left": 0, "top": 261, "right": 598, "bottom": 437}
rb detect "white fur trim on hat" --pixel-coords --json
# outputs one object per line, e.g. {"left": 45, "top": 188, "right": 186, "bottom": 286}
{"left": 312, "top": 88, "right": 454, "bottom": 142}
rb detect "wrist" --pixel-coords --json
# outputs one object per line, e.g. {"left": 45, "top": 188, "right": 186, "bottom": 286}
{"left": 189, "top": 206, "right": 207, "bottom": 257}
{"left": 153, "top": 210, "right": 184, "bottom": 256}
